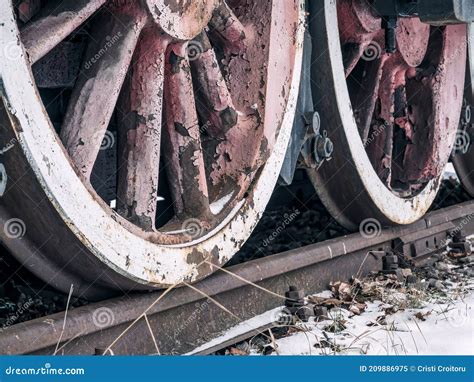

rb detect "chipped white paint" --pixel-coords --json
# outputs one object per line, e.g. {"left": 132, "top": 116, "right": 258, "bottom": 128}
{"left": 210, "top": 191, "right": 235, "bottom": 215}
{"left": 308, "top": 0, "right": 443, "bottom": 227}
{"left": 0, "top": 1, "right": 305, "bottom": 287}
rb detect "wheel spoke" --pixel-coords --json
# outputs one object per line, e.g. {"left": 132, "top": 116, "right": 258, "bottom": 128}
{"left": 208, "top": 2, "right": 246, "bottom": 54}
{"left": 399, "top": 26, "right": 467, "bottom": 187}
{"left": 60, "top": 7, "right": 147, "bottom": 179}
{"left": 116, "top": 29, "right": 168, "bottom": 231}
{"left": 21, "top": 0, "right": 108, "bottom": 64}
{"left": 351, "top": 53, "right": 387, "bottom": 142}
{"left": 191, "top": 32, "right": 238, "bottom": 137}
{"left": 367, "top": 57, "right": 407, "bottom": 187}
{"left": 337, "top": 0, "right": 381, "bottom": 77}
{"left": 163, "top": 43, "right": 210, "bottom": 217}
{"left": 343, "top": 39, "right": 376, "bottom": 77}
{"left": 2, "top": 0, "right": 305, "bottom": 290}
{"left": 307, "top": 0, "right": 466, "bottom": 229}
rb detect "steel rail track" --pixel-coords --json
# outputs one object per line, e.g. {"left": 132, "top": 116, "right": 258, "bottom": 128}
{"left": 1, "top": 201, "right": 474, "bottom": 355}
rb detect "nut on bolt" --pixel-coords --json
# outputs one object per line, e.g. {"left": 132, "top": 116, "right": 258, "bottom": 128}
{"left": 284, "top": 286, "right": 314, "bottom": 322}
{"left": 307, "top": 111, "right": 321, "bottom": 134}
{"left": 450, "top": 230, "right": 472, "bottom": 255}
{"left": 313, "top": 306, "right": 329, "bottom": 321}
{"left": 285, "top": 286, "right": 305, "bottom": 309}
{"left": 382, "top": 253, "right": 399, "bottom": 273}
{"left": 314, "top": 131, "right": 334, "bottom": 163}
{"left": 301, "top": 111, "right": 334, "bottom": 166}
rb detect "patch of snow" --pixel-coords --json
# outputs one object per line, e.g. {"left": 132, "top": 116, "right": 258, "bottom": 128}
{"left": 273, "top": 294, "right": 474, "bottom": 355}
{"left": 191, "top": 251, "right": 474, "bottom": 356}
{"left": 444, "top": 163, "right": 459, "bottom": 181}
{"left": 189, "top": 292, "right": 473, "bottom": 356}
{"left": 312, "top": 290, "right": 333, "bottom": 299}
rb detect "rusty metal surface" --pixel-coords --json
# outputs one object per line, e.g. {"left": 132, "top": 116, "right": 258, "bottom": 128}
{"left": 307, "top": 0, "right": 467, "bottom": 230}
{"left": 21, "top": 0, "right": 108, "bottom": 64}
{"left": 0, "top": 0, "right": 305, "bottom": 295}
{"left": 1, "top": 201, "right": 473, "bottom": 355}
{"left": 117, "top": 28, "right": 167, "bottom": 230}
{"left": 60, "top": 4, "right": 147, "bottom": 179}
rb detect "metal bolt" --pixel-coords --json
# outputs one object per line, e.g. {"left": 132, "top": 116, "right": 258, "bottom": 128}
{"left": 295, "top": 305, "right": 314, "bottom": 322}
{"left": 316, "top": 133, "right": 334, "bottom": 160}
{"left": 313, "top": 306, "right": 329, "bottom": 321}
{"left": 311, "top": 112, "right": 321, "bottom": 134}
{"left": 285, "top": 286, "right": 305, "bottom": 310}
{"left": 382, "top": 16, "right": 398, "bottom": 53}
{"left": 382, "top": 253, "right": 399, "bottom": 272}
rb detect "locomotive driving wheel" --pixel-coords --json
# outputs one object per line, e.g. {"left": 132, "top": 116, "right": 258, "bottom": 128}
{"left": 308, "top": 0, "right": 467, "bottom": 230}
{"left": 0, "top": 0, "right": 304, "bottom": 298}
{"left": 453, "top": 23, "right": 474, "bottom": 197}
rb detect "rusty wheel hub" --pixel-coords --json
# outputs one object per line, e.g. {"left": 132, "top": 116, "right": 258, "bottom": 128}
{"left": 145, "top": 0, "right": 216, "bottom": 40}
{"left": 396, "top": 19, "right": 430, "bottom": 67}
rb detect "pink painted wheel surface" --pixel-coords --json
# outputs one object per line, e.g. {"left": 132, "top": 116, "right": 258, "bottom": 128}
{"left": 308, "top": 0, "right": 467, "bottom": 230}
{"left": 0, "top": 0, "right": 304, "bottom": 298}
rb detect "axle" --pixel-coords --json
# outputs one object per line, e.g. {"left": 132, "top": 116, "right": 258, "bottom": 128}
{"left": 373, "top": 0, "right": 474, "bottom": 52}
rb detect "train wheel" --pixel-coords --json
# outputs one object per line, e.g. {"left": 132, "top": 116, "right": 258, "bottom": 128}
{"left": 0, "top": 0, "right": 304, "bottom": 298}
{"left": 453, "top": 24, "right": 474, "bottom": 197}
{"left": 307, "top": 0, "right": 467, "bottom": 230}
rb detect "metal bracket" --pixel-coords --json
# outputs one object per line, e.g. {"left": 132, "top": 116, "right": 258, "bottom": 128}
{"left": 418, "top": 0, "right": 474, "bottom": 25}
{"left": 279, "top": 30, "right": 313, "bottom": 185}
{"left": 373, "top": 0, "right": 474, "bottom": 53}
{"left": 393, "top": 222, "right": 453, "bottom": 263}
{"left": 373, "top": 0, "right": 474, "bottom": 24}
{"left": 299, "top": 111, "right": 334, "bottom": 169}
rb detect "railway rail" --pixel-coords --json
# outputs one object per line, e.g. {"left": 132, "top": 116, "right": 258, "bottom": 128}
{"left": 1, "top": 200, "right": 473, "bottom": 355}
{"left": 1, "top": 0, "right": 474, "bottom": 357}
{"left": 1, "top": 0, "right": 474, "bottom": 300}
